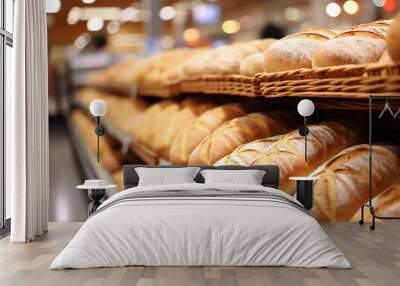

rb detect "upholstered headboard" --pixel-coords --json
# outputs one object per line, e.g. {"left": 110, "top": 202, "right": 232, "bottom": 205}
{"left": 123, "top": 165, "right": 280, "bottom": 190}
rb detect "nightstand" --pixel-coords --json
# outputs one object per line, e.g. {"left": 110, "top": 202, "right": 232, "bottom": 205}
{"left": 289, "top": 176, "right": 319, "bottom": 210}
{"left": 77, "top": 180, "right": 117, "bottom": 216}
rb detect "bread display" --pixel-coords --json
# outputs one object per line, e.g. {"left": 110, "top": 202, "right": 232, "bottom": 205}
{"left": 387, "top": 14, "right": 400, "bottom": 63}
{"left": 215, "top": 135, "right": 283, "bottom": 166}
{"left": 313, "top": 20, "right": 391, "bottom": 67}
{"left": 310, "top": 144, "right": 400, "bottom": 221}
{"left": 153, "top": 98, "right": 215, "bottom": 159}
{"left": 112, "top": 170, "right": 124, "bottom": 191}
{"left": 264, "top": 29, "right": 337, "bottom": 73}
{"left": 76, "top": 88, "right": 147, "bottom": 134}
{"left": 239, "top": 53, "right": 265, "bottom": 76}
{"left": 351, "top": 184, "right": 400, "bottom": 222}
{"left": 71, "top": 110, "right": 122, "bottom": 172}
{"left": 252, "top": 121, "right": 358, "bottom": 195}
{"left": 169, "top": 103, "right": 249, "bottom": 164}
{"left": 189, "top": 112, "right": 295, "bottom": 165}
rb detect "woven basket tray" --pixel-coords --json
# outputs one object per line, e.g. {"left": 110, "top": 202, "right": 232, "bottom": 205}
{"left": 181, "top": 75, "right": 259, "bottom": 97}
{"left": 258, "top": 64, "right": 400, "bottom": 99}
{"left": 138, "top": 83, "right": 181, "bottom": 98}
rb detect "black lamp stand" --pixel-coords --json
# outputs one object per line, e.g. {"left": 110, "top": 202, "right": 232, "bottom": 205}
{"left": 95, "top": 116, "right": 105, "bottom": 162}
{"left": 298, "top": 116, "right": 309, "bottom": 162}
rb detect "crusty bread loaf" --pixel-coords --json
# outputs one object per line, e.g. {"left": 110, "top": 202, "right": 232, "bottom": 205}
{"left": 215, "top": 135, "right": 283, "bottom": 166}
{"left": 378, "top": 50, "right": 393, "bottom": 64}
{"left": 71, "top": 110, "right": 121, "bottom": 172}
{"left": 189, "top": 112, "right": 295, "bottom": 165}
{"left": 264, "top": 29, "right": 337, "bottom": 73}
{"left": 313, "top": 20, "right": 391, "bottom": 67}
{"left": 169, "top": 103, "right": 248, "bottom": 165}
{"left": 154, "top": 99, "right": 215, "bottom": 159}
{"left": 351, "top": 184, "right": 400, "bottom": 222}
{"left": 252, "top": 121, "right": 358, "bottom": 195}
{"left": 310, "top": 144, "right": 400, "bottom": 221}
{"left": 239, "top": 53, "right": 265, "bottom": 76}
{"left": 112, "top": 170, "right": 124, "bottom": 191}
{"left": 387, "top": 14, "right": 400, "bottom": 63}
{"left": 133, "top": 100, "right": 176, "bottom": 148}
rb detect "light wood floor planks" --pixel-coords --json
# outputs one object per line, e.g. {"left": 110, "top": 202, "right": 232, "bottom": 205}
{"left": 0, "top": 222, "right": 399, "bottom": 286}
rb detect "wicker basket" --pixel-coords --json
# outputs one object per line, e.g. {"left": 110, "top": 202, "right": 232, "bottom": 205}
{"left": 258, "top": 64, "right": 400, "bottom": 99}
{"left": 138, "top": 83, "right": 181, "bottom": 98}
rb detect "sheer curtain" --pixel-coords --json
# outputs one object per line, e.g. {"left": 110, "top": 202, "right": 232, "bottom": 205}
{"left": 7, "top": 0, "right": 49, "bottom": 242}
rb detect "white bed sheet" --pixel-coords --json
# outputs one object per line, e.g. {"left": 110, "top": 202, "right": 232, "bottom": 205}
{"left": 50, "top": 183, "right": 350, "bottom": 269}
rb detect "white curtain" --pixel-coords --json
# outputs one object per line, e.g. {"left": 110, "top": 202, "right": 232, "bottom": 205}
{"left": 7, "top": 0, "right": 49, "bottom": 242}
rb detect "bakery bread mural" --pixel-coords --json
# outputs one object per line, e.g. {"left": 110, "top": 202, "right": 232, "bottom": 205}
{"left": 73, "top": 18, "right": 400, "bottom": 222}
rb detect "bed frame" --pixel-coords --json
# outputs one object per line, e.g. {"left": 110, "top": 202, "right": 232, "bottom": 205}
{"left": 123, "top": 165, "right": 280, "bottom": 190}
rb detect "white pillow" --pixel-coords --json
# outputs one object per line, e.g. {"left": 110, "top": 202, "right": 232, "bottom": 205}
{"left": 135, "top": 167, "right": 200, "bottom": 186}
{"left": 200, "top": 169, "right": 266, "bottom": 185}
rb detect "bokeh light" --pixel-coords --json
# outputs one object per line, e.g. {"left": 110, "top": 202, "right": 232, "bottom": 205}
{"left": 222, "top": 20, "right": 241, "bottom": 34}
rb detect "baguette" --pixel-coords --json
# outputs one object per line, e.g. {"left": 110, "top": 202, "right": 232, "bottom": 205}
{"left": 264, "top": 29, "right": 337, "bottom": 72}
{"left": 387, "top": 14, "right": 400, "bottom": 63}
{"left": 215, "top": 135, "right": 283, "bottom": 166}
{"left": 169, "top": 103, "right": 248, "bottom": 165}
{"left": 310, "top": 144, "right": 400, "bottom": 221}
{"left": 154, "top": 99, "right": 215, "bottom": 159}
{"left": 252, "top": 121, "right": 358, "bottom": 195}
{"left": 189, "top": 112, "right": 295, "bottom": 165}
{"left": 351, "top": 184, "right": 400, "bottom": 222}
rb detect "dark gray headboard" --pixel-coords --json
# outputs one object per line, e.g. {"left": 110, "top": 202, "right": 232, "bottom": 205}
{"left": 123, "top": 165, "right": 280, "bottom": 189}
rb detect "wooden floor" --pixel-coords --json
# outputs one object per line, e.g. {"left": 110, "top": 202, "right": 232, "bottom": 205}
{"left": 0, "top": 222, "right": 399, "bottom": 286}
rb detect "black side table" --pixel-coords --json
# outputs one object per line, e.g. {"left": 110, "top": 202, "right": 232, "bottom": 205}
{"left": 77, "top": 180, "right": 116, "bottom": 216}
{"left": 289, "top": 176, "right": 318, "bottom": 210}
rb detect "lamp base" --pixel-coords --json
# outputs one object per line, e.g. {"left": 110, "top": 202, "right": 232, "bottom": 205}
{"left": 298, "top": 125, "right": 309, "bottom": 136}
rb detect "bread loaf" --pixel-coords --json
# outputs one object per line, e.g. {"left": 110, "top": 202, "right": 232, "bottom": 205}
{"left": 313, "top": 20, "right": 391, "bottom": 67}
{"left": 133, "top": 100, "right": 176, "bottom": 148}
{"left": 310, "top": 144, "right": 400, "bottom": 221}
{"left": 215, "top": 135, "right": 283, "bottom": 166}
{"left": 153, "top": 99, "right": 215, "bottom": 159}
{"left": 252, "top": 121, "right": 358, "bottom": 195}
{"left": 71, "top": 110, "right": 121, "bottom": 172}
{"left": 239, "top": 53, "right": 265, "bottom": 76}
{"left": 169, "top": 103, "right": 248, "bottom": 165}
{"left": 387, "top": 14, "right": 400, "bottom": 63}
{"left": 112, "top": 170, "right": 124, "bottom": 191}
{"left": 189, "top": 112, "right": 295, "bottom": 165}
{"left": 264, "top": 29, "right": 337, "bottom": 73}
{"left": 351, "top": 184, "right": 400, "bottom": 222}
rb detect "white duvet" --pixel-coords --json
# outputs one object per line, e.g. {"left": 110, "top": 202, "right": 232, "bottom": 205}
{"left": 50, "top": 183, "right": 351, "bottom": 269}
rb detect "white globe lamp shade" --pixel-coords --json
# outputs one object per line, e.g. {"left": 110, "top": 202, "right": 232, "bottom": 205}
{"left": 89, "top": 99, "right": 107, "bottom": 117}
{"left": 297, "top": 99, "right": 315, "bottom": 117}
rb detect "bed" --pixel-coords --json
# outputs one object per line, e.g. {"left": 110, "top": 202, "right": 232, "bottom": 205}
{"left": 50, "top": 165, "right": 350, "bottom": 269}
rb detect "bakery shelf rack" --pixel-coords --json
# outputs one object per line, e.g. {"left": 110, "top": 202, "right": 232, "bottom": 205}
{"left": 359, "top": 94, "right": 400, "bottom": 231}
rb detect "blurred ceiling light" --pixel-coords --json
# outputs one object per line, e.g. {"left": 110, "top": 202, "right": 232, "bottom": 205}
{"left": 222, "top": 20, "right": 241, "bottom": 34}
{"left": 67, "top": 7, "right": 81, "bottom": 25}
{"left": 343, "top": 0, "right": 359, "bottom": 14}
{"left": 240, "top": 15, "right": 254, "bottom": 29}
{"left": 326, "top": 2, "right": 341, "bottom": 17}
{"left": 159, "top": 6, "right": 176, "bottom": 20}
{"left": 107, "top": 21, "right": 120, "bottom": 34}
{"left": 160, "top": 35, "right": 175, "bottom": 49}
{"left": 372, "top": 0, "right": 386, "bottom": 7}
{"left": 46, "top": 0, "right": 61, "bottom": 13}
{"left": 284, "top": 7, "right": 304, "bottom": 21}
{"left": 74, "top": 33, "right": 91, "bottom": 49}
{"left": 82, "top": 7, "right": 121, "bottom": 21}
{"left": 183, "top": 28, "right": 200, "bottom": 45}
{"left": 82, "top": 0, "right": 96, "bottom": 4}
{"left": 87, "top": 17, "right": 104, "bottom": 31}
{"left": 119, "top": 7, "right": 140, "bottom": 22}
{"left": 383, "top": 0, "right": 397, "bottom": 11}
